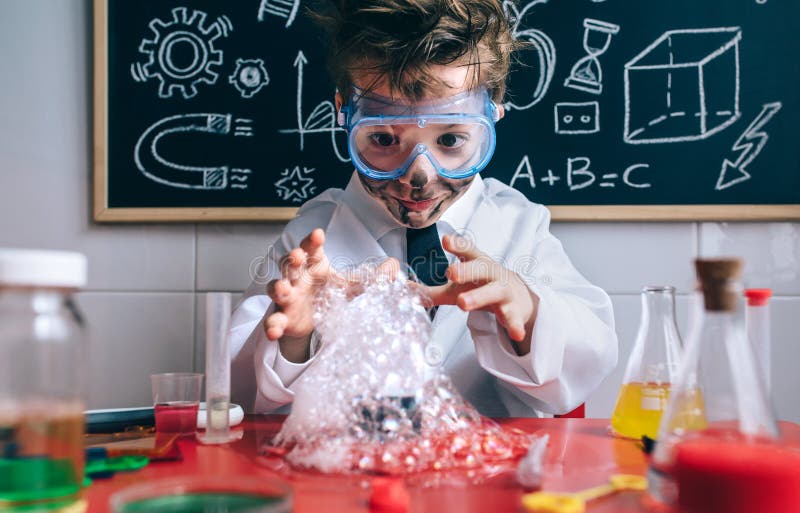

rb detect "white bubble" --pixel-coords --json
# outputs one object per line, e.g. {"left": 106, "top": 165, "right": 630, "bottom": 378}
{"left": 271, "top": 262, "right": 532, "bottom": 475}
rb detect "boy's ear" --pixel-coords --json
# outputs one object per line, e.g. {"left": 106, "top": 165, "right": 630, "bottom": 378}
{"left": 496, "top": 103, "right": 505, "bottom": 121}
{"left": 335, "top": 91, "right": 345, "bottom": 126}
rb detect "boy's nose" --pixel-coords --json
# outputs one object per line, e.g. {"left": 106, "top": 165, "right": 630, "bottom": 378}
{"left": 400, "top": 154, "right": 437, "bottom": 189}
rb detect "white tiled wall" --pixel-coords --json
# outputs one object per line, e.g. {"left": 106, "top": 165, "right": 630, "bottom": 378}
{"left": 76, "top": 292, "right": 195, "bottom": 409}
{"left": 2, "top": 1, "right": 799, "bottom": 421}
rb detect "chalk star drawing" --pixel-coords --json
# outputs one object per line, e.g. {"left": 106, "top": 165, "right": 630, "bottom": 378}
{"left": 131, "top": 7, "right": 232, "bottom": 99}
{"left": 275, "top": 166, "right": 316, "bottom": 202}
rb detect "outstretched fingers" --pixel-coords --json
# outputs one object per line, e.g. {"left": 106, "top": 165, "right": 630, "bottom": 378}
{"left": 266, "top": 278, "right": 292, "bottom": 305}
{"left": 280, "top": 248, "right": 307, "bottom": 284}
{"left": 446, "top": 259, "right": 501, "bottom": 285}
{"left": 456, "top": 281, "right": 507, "bottom": 311}
{"left": 264, "top": 311, "right": 288, "bottom": 341}
{"left": 442, "top": 234, "right": 483, "bottom": 262}
{"left": 299, "top": 228, "right": 326, "bottom": 262}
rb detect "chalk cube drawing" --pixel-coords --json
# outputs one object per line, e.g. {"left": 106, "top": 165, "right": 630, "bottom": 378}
{"left": 624, "top": 27, "right": 742, "bottom": 144}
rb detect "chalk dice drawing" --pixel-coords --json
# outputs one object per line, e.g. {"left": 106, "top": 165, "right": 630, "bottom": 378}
{"left": 624, "top": 27, "right": 742, "bottom": 144}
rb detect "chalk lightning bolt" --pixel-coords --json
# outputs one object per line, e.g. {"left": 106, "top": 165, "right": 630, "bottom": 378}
{"left": 716, "top": 102, "right": 782, "bottom": 191}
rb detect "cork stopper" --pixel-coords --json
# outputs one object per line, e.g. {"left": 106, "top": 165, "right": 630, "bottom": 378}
{"left": 694, "top": 258, "right": 742, "bottom": 312}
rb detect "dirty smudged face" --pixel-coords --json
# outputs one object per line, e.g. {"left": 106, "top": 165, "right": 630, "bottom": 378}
{"left": 358, "top": 173, "right": 474, "bottom": 228}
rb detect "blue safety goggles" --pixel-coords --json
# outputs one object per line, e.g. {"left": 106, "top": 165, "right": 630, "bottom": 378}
{"left": 337, "top": 87, "right": 499, "bottom": 180}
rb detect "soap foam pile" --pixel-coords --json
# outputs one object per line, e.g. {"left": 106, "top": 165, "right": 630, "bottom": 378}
{"left": 271, "top": 263, "right": 532, "bottom": 475}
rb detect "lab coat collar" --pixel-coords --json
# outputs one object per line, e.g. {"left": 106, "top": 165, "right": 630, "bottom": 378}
{"left": 438, "top": 174, "right": 485, "bottom": 234}
{"left": 341, "top": 172, "right": 402, "bottom": 242}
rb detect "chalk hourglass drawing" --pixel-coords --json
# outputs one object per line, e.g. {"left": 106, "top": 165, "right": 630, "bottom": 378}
{"left": 564, "top": 18, "right": 620, "bottom": 95}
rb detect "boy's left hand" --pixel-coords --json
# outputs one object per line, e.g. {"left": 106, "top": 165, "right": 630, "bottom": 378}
{"left": 425, "top": 235, "right": 538, "bottom": 355}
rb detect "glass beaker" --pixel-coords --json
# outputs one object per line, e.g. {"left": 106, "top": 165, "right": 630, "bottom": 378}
{"left": 611, "top": 286, "right": 682, "bottom": 440}
{"left": 0, "top": 249, "right": 89, "bottom": 510}
{"left": 647, "top": 259, "right": 779, "bottom": 507}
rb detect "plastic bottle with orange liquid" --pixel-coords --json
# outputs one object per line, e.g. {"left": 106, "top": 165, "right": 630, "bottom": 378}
{"left": 611, "top": 286, "right": 683, "bottom": 440}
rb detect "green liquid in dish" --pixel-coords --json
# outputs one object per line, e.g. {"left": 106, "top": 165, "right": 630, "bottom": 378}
{"left": 118, "top": 492, "right": 285, "bottom": 513}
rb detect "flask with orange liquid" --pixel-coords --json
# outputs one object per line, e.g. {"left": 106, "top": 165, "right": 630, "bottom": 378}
{"left": 611, "top": 286, "right": 682, "bottom": 440}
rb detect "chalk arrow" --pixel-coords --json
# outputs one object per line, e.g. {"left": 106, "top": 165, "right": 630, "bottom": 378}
{"left": 717, "top": 102, "right": 782, "bottom": 190}
{"left": 292, "top": 51, "right": 308, "bottom": 149}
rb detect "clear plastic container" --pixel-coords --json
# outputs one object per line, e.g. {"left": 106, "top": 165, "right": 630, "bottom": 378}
{"left": 611, "top": 286, "right": 682, "bottom": 440}
{"left": 0, "top": 248, "right": 89, "bottom": 510}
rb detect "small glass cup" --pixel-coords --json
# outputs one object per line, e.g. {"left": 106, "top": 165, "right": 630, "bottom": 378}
{"left": 150, "top": 373, "right": 203, "bottom": 436}
{"left": 110, "top": 475, "right": 292, "bottom": 513}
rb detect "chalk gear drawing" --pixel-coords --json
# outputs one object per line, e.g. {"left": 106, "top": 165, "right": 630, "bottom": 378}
{"left": 229, "top": 58, "right": 270, "bottom": 99}
{"left": 131, "top": 7, "right": 232, "bottom": 99}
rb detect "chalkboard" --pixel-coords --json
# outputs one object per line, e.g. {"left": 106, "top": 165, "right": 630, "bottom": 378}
{"left": 93, "top": 0, "right": 800, "bottom": 221}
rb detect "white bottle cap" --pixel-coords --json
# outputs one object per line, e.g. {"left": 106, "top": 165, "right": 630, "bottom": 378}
{"left": 0, "top": 248, "right": 88, "bottom": 289}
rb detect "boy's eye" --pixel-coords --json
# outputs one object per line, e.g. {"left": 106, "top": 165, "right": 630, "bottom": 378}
{"left": 438, "top": 133, "right": 466, "bottom": 148}
{"left": 369, "top": 133, "right": 397, "bottom": 147}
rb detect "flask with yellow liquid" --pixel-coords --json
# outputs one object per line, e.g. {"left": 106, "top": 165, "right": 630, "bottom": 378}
{"left": 611, "top": 286, "right": 682, "bottom": 440}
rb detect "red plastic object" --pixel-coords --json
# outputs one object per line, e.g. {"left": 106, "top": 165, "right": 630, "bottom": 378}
{"left": 745, "top": 288, "right": 772, "bottom": 306}
{"left": 369, "top": 477, "right": 409, "bottom": 513}
{"left": 555, "top": 403, "right": 585, "bottom": 418}
{"left": 675, "top": 438, "right": 800, "bottom": 513}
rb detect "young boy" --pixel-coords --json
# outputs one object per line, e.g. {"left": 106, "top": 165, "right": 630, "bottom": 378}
{"left": 230, "top": 0, "right": 617, "bottom": 417}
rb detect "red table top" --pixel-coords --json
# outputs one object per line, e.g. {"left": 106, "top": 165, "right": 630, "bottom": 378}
{"left": 84, "top": 416, "right": 800, "bottom": 513}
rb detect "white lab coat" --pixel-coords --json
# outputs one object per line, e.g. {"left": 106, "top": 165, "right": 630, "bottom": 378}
{"left": 229, "top": 173, "right": 617, "bottom": 417}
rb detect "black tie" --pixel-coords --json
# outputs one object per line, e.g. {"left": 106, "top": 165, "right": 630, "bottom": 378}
{"left": 406, "top": 224, "right": 449, "bottom": 287}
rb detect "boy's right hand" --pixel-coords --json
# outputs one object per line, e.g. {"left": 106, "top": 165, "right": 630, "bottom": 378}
{"left": 263, "top": 228, "right": 330, "bottom": 343}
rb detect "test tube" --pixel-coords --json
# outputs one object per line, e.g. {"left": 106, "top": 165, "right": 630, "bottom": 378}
{"left": 198, "top": 292, "right": 235, "bottom": 444}
{"left": 745, "top": 288, "right": 772, "bottom": 394}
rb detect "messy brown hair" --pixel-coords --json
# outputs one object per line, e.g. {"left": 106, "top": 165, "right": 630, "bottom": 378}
{"left": 310, "top": 0, "right": 520, "bottom": 102}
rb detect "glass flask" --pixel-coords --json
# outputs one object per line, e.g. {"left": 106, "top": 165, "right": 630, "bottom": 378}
{"left": 647, "top": 259, "right": 779, "bottom": 506}
{"left": 0, "top": 249, "right": 89, "bottom": 510}
{"left": 611, "top": 286, "right": 682, "bottom": 440}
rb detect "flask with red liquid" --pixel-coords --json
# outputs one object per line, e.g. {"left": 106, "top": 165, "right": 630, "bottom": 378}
{"left": 647, "top": 259, "right": 800, "bottom": 513}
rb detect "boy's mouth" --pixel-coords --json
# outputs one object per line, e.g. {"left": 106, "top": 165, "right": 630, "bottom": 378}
{"left": 398, "top": 197, "right": 439, "bottom": 212}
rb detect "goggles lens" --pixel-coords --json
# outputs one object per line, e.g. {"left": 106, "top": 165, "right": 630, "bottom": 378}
{"left": 342, "top": 88, "right": 497, "bottom": 180}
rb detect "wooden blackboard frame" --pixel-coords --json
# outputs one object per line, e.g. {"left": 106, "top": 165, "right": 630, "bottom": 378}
{"left": 92, "top": 0, "right": 800, "bottom": 222}
{"left": 92, "top": 0, "right": 297, "bottom": 222}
